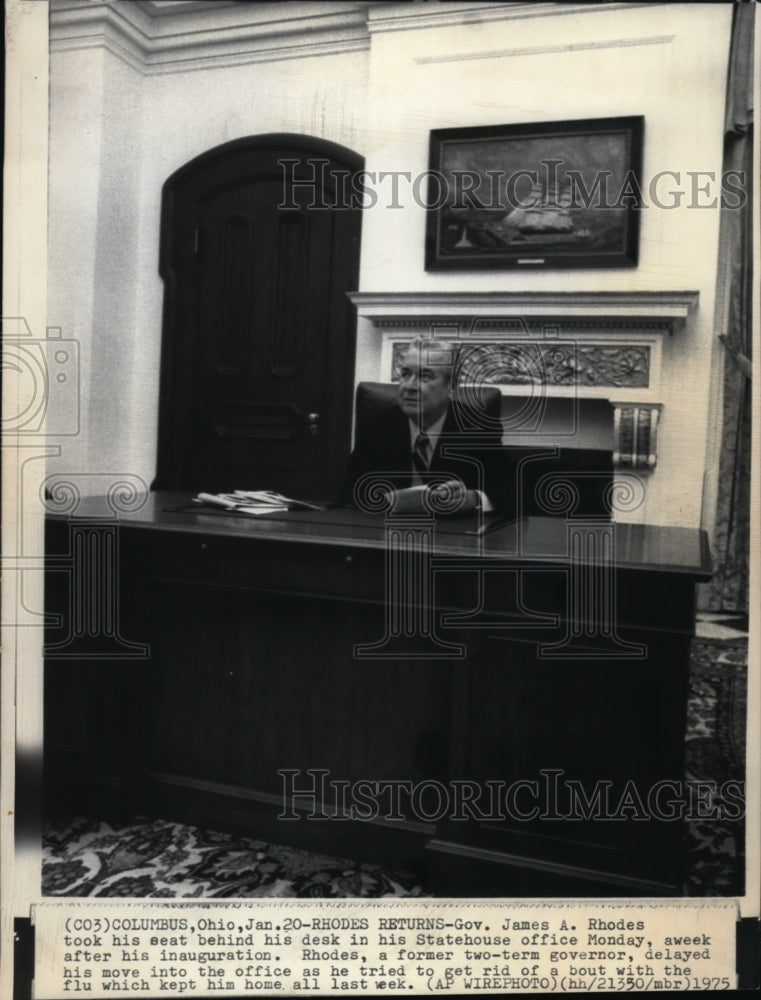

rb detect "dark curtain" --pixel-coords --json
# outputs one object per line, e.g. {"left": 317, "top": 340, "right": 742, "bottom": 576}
{"left": 704, "top": 3, "right": 754, "bottom": 614}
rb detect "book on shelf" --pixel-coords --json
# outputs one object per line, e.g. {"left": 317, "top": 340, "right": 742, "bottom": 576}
{"left": 193, "top": 491, "right": 323, "bottom": 515}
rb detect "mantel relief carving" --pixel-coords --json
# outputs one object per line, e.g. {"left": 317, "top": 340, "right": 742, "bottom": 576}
{"left": 390, "top": 341, "right": 651, "bottom": 389}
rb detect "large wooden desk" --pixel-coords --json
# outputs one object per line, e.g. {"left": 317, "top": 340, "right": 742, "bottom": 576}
{"left": 44, "top": 492, "right": 711, "bottom": 896}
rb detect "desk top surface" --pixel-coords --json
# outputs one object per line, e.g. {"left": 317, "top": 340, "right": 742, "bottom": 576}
{"left": 47, "top": 491, "right": 712, "bottom": 578}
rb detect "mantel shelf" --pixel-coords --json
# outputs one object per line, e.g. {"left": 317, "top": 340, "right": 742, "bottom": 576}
{"left": 349, "top": 290, "right": 699, "bottom": 333}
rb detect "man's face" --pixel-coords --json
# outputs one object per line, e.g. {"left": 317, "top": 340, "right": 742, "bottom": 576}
{"left": 397, "top": 347, "right": 452, "bottom": 427}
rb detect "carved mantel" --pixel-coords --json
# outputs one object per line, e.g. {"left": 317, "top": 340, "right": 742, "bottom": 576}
{"left": 349, "top": 290, "right": 699, "bottom": 469}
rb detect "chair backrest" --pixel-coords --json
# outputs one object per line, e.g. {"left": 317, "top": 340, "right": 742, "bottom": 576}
{"left": 353, "top": 382, "right": 613, "bottom": 516}
{"left": 354, "top": 381, "right": 503, "bottom": 437}
{"left": 355, "top": 382, "right": 400, "bottom": 423}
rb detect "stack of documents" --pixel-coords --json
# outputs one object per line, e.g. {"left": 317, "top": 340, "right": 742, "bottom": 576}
{"left": 193, "top": 491, "right": 322, "bottom": 515}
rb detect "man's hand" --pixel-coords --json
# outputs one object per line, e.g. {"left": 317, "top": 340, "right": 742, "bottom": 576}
{"left": 383, "top": 485, "right": 429, "bottom": 514}
{"left": 428, "top": 480, "right": 480, "bottom": 515}
{"left": 383, "top": 481, "right": 480, "bottom": 515}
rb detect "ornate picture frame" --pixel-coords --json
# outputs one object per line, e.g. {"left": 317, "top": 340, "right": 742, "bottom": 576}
{"left": 425, "top": 116, "right": 644, "bottom": 270}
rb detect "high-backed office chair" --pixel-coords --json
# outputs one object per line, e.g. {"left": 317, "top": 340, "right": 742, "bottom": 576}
{"left": 349, "top": 382, "right": 613, "bottom": 518}
{"left": 354, "top": 381, "right": 503, "bottom": 442}
{"left": 347, "top": 381, "right": 505, "bottom": 511}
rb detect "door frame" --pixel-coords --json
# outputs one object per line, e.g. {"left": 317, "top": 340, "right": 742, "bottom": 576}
{"left": 154, "top": 133, "right": 364, "bottom": 494}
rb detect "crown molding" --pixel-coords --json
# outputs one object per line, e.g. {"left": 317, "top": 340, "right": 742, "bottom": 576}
{"left": 48, "top": 1, "right": 667, "bottom": 73}
{"left": 366, "top": 1, "right": 661, "bottom": 34}
{"left": 135, "top": 2, "right": 236, "bottom": 16}
{"left": 49, "top": 0, "right": 372, "bottom": 74}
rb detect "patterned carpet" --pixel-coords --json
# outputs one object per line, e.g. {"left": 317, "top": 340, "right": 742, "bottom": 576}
{"left": 42, "top": 819, "right": 425, "bottom": 898}
{"left": 43, "top": 629, "right": 748, "bottom": 898}
{"left": 683, "top": 630, "right": 747, "bottom": 896}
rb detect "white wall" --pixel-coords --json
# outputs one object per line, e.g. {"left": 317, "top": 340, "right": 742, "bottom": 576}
{"left": 356, "top": 2, "right": 732, "bottom": 528}
{"left": 47, "top": 1, "right": 733, "bottom": 528}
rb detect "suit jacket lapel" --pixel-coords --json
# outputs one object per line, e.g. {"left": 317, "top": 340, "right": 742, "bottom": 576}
{"left": 429, "top": 404, "right": 457, "bottom": 472}
{"left": 388, "top": 402, "right": 460, "bottom": 475}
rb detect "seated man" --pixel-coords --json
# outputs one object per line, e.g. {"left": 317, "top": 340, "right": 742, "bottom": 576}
{"left": 343, "top": 339, "right": 507, "bottom": 515}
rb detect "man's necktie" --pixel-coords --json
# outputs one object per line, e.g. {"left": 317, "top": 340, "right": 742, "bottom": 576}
{"left": 412, "top": 432, "right": 431, "bottom": 474}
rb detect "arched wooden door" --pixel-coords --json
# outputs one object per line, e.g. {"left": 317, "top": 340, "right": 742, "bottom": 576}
{"left": 155, "top": 134, "right": 363, "bottom": 499}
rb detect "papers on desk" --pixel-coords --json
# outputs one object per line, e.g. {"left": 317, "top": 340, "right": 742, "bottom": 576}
{"left": 193, "top": 491, "right": 323, "bottom": 515}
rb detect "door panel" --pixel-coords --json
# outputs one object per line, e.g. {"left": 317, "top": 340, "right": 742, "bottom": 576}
{"left": 156, "top": 135, "right": 363, "bottom": 499}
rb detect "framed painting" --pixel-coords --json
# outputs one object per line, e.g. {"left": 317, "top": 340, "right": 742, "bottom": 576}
{"left": 425, "top": 115, "right": 644, "bottom": 270}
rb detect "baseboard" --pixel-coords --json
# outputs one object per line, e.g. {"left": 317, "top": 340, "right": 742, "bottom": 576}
{"left": 44, "top": 765, "right": 684, "bottom": 897}
{"left": 424, "top": 836, "right": 681, "bottom": 897}
{"left": 44, "top": 767, "right": 434, "bottom": 875}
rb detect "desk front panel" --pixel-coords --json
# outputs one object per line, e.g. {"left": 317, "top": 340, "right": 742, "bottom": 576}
{"left": 44, "top": 505, "right": 709, "bottom": 896}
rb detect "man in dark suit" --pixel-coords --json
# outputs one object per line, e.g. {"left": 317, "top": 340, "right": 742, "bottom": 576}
{"left": 344, "top": 339, "right": 507, "bottom": 514}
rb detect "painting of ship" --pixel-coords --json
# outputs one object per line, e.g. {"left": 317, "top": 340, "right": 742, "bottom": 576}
{"left": 449, "top": 178, "right": 594, "bottom": 251}
{"left": 500, "top": 179, "right": 576, "bottom": 243}
{"left": 428, "top": 116, "right": 642, "bottom": 268}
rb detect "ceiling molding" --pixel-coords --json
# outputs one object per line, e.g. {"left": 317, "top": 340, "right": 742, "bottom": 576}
{"left": 366, "top": 1, "right": 661, "bottom": 34}
{"left": 49, "top": 2, "right": 667, "bottom": 73}
{"left": 135, "top": 1, "right": 237, "bottom": 16}
{"left": 49, "top": 0, "right": 372, "bottom": 73}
